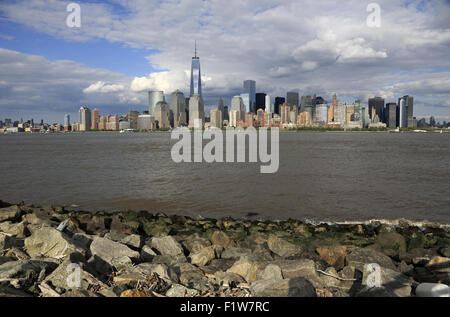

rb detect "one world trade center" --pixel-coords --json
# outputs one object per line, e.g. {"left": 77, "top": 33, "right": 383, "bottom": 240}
{"left": 190, "top": 41, "right": 202, "bottom": 97}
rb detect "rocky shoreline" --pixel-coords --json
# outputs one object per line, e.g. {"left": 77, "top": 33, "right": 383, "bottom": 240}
{"left": 0, "top": 200, "right": 449, "bottom": 297}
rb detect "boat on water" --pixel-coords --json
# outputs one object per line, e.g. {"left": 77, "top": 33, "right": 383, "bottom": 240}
{"left": 413, "top": 129, "right": 427, "bottom": 133}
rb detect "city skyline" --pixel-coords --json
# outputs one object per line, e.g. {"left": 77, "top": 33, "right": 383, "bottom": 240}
{"left": 0, "top": 1, "right": 450, "bottom": 123}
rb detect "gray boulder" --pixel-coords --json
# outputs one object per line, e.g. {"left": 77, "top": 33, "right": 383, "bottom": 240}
{"left": 90, "top": 237, "right": 140, "bottom": 266}
{"left": 250, "top": 277, "right": 316, "bottom": 297}
{"left": 267, "top": 235, "right": 302, "bottom": 257}
{"left": 0, "top": 205, "right": 21, "bottom": 222}
{"left": 150, "top": 236, "right": 184, "bottom": 256}
{"left": 24, "top": 227, "right": 83, "bottom": 259}
{"left": 346, "top": 247, "right": 397, "bottom": 272}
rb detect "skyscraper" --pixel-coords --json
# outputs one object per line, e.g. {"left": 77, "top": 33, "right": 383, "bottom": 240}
{"left": 399, "top": 95, "right": 414, "bottom": 127}
{"left": 240, "top": 93, "right": 251, "bottom": 113}
{"left": 218, "top": 98, "right": 225, "bottom": 120}
{"left": 255, "top": 93, "right": 266, "bottom": 111}
{"left": 210, "top": 109, "right": 222, "bottom": 129}
{"left": 386, "top": 103, "right": 397, "bottom": 128}
{"left": 231, "top": 96, "right": 245, "bottom": 112}
{"left": 190, "top": 41, "right": 202, "bottom": 97}
{"left": 170, "top": 90, "right": 186, "bottom": 128}
{"left": 78, "top": 106, "right": 91, "bottom": 131}
{"left": 91, "top": 108, "right": 99, "bottom": 130}
{"left": 149, "top": 91, "right": 164, "bottom": 116}
{"left": 368, "top": 97, "right": 385, "bottom": 123}
{"left": 128, "top": 110, "right": 139, "bottom": 130}
{"left": 398, "top": 98, "right": 407, "bottom": 128}
{"left": 265, "top": 95, "right": 272, "bottom": 114}
{"left": 274, "top": 97, "right": 285, "bottom": 115}
{"left": 154, "top": 101, "right": 170, "bottom": 129}
{"left": 64, "top": 114, "right": 70, "bottom": 127}
{"left": 286, "top": 92, "right": 299, "bottom": 110}
{"left": 188, "top": 93, "right": 205, "bottom": 128}
{"left": 243, "top": 80, "right": 256, "bottom": 112}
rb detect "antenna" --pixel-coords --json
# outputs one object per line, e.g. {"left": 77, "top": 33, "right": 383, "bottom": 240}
{"left": 195, "top": 40, "right": 197, "bottom": 58}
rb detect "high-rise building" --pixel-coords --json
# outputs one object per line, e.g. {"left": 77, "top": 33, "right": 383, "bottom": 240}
{"left": 170, "top": 90, "right": 186, "bottom": 128}
{"left": 315, "top": 104, "right": 328, "bottom": 124}
{"left": 281, "top": 102, "right": 290, "bottom": 124}
{"left": 91, "top": 108, "right": 99, "bottom": 130}
{"left": 188, "top": 94, "right": 205, "bottom": 128}
{"left": 300, "top": 95, "right": 313, "bottom": 113}
{"left": 229, "top": 110, "right": 243, "bottom": 127}
{"left": 128, "top": 110, "right": 139, "bottom": 130}
{"left": 231, "top": 96, "right": 244, "bottom": 112}
{"left": 334, "top": 105, "right": 347, "bottom": 125}
{"left": 243, "top": 80, "right": 256, "bottom": 112}
{"left": 386, "top": 103, "right": 397, "bottom": 128}
{"left": 154, "top": 101, "right": 170, "bottom": 129}
{"left": 78, "top": 106, "right": 91, "bottom": 131}
{"left": 137, "top": 114, "right": 155, "bottom": 131}
{"left": 274, "top": 97, "right": 285, "bottom": 115}
{"left": 98, "top": 116, "right": 107, "bottom": 130}
{"left": 106, "top": 115, "right": 119, "bottom": 131}
{"left": 223, "top": 106, "right": 229, "bottom": 122}
{"left": 265, "top": 95, "right": 272, "bottom": 114}
{"left": 287, "top": 92, "right": 299, "bottom": 110}
{"left": 218, "top": 98, "right": 225, "bottom": 120}
{"left": 240, "top": 93, "right": 251, "bottom": 113}
{"left": 190, "top": 41, "right": 202, "bottom": 97}
{"left": 149, "top": 91, "right": 164, "bottom": 116}
{"left": 64, "top": 114, "right": 70, "bottom": 127}
{"left": 210, "top": 109, "right": 222, "bottom": 129}
{"left": 255, "top": 93, "right": 266, "bottom": 112}
{"left": 399, "top": 95, "right": 414, "bottom": 127}
{"left": 368, "top": 97, "right": 385, "bottom": 123}
{"left": 398, "top": 98, "right": 407, "bottom": 128}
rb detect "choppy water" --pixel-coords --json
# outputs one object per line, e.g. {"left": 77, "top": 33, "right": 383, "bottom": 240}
{"left": 0, "top": 131, "right": 449, "bottom": 223}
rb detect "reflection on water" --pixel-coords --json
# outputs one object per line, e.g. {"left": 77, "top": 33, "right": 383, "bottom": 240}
{"left": 0, "top": 132, "right": 449, "bottom": 223}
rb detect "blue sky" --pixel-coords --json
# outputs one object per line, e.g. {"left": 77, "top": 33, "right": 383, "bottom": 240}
{"left": 0, "top": 0, "right": 449, "bottom": 123}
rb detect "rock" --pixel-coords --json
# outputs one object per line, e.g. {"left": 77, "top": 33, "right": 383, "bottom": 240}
{"left": 110, "top": 216, "right": 140, "bottom": 235}
{"left": 182, "top": 236, "right": 211, "bottom": 254}
{"left": 140, "top": 245, "right": 157, "bottom": 262}
{"left": 61, "top": 289, "right": 100, "bottom": 297}
{"left": 111, "top": 256, "right": 134, "bottom": 271}
{"left": 250, "top": 277, "right": 316, "bottom": 297}
{"left": 171, "top": 262, "right": 211, "bottom": 291}
{"left": 361, "top": 264, "right": 413, "bottom": 297}
{"left": 316, "top": 245, "right": 347, "bottom": 270}
{"left": 4, "top": 247, "right": 30, "bottom": 260}
{"left": 90, "top": 237, "right": 140, "bottom": 266}
{"left": 200, "top": 259, "right": 235, "bottom": 275}
{"left": 104, "top": 230, "right": 127, "bottom": 242}
{"left": 0, "top": 259, "right": 57, "bottom": 280}
{"left": 121, "top": 234, "right": 143, "bottom": 249}
{"left": 150, "top": 236, "right": 184, "bottom": 256}
{"left": 99, "top": 284, "right": 128, "bottom": 297}
{"left": 132, "top": 262, "right": 174, "bottom": 281}
{"left": 72, "top": 233, "right": 93, "bottom": 250}
{"left": 210, "top": 231, "right": 236, "bottom": 249}
{"left": 273, "top": 258, "right": 323, "bottom": 289}
{"left": 376, "top": 232, "right": 407, "bottom": 254}
{"left": 120, "top": 289, "right": 151, "bottom": 297}
{"left": 0, "top": 221, "right": 28, "bottom": 238}
{"left": 213, "top": 271, "right": 245, "bottom": 287}
{"left": 439, "top": 246, "right": 450, "bottom": 258}
{"left": 318, "top": 267, "right": 341, "bottom": 288}
{"left": 221, "top": 247, "right": 252, "bottom": 260}
{"left": 44, "top": 260, "right": 106, "bottom": 291}
{"left": 346, "top": 247, "right": 397, "bottom": 272}
{"left": 0, "top": 285, "right": 32, "bottom": 297}
{"left": 189, "top": 246, "right": 215, "bottom": 266}
{"left": 425, "top": 256, "right": 450, "bottom": 284}
{"left": 267, "top": 235, "right": 302, "bottom": 257}
{"left": 0, "top": 233, "right": 23, "bottom": 251}
{"left": 152, "top": 254, "right": 187, "bottom": 266}
{"left": 257, "top": 264, "right": 283, "bottom": 280}
{"left": 166, "top": 284, "right": 199, "bottom": 297}
{"left": 24, "top": 227, "right": 83, "bottom": 259}
{"left": 399, "top": 248, "right": 437, "bottom": 265}
{"left": 226, "top": 257, "right": 261, "bottom": 283}
{"left": 0, "top": 205, "right": 21, "bottom": 222}
{"left": 0, "top": 256, "right": 15, "bottom": 265}
{"left": 85, "top": 215, "right": 106, "bottom": 234}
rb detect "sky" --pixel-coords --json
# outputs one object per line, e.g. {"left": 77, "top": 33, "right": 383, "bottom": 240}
{"left": 0, "top": 0, "right": 449, "bottom": 124}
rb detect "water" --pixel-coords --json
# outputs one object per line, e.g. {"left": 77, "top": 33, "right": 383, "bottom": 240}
{"left": 0, "top": 132, "right": 449, "bottom": 223}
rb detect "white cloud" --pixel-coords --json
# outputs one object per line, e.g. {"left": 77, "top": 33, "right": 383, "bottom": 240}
{"left": 83, "top": 81, "right": 125, "bottom": 93}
